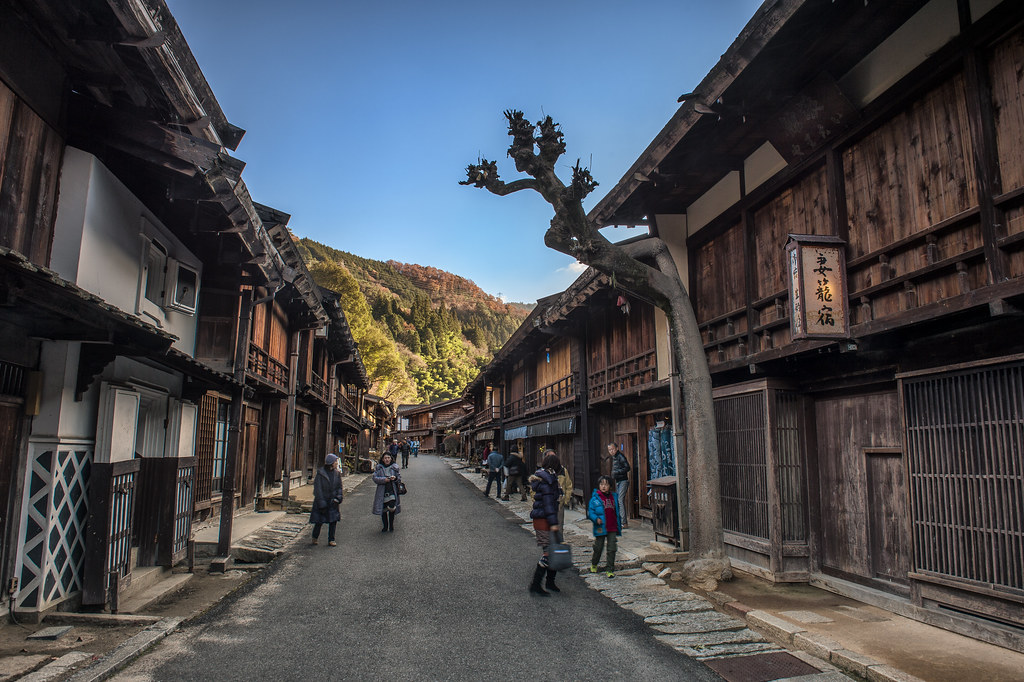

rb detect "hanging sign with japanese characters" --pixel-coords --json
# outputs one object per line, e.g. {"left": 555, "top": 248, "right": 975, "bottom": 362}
{"left": 786, "top": 234, "right": 849, "bottom": 340}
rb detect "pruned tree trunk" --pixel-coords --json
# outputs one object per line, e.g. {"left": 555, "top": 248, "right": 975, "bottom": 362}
{"left": 463, "top": 111, "right": 730, "bottom": 586}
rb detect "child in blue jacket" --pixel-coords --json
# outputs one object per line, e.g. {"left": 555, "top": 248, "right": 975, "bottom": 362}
{"left": 587, "top": 475, "right": 622, "bottom": 577}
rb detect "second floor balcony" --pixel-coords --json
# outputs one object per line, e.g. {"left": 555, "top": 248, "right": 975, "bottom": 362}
{"left": 474, "top": 405, "right": 501, "bottom": 427}
{"left": 306, "top": 370, "right": 330, "bottom": 405}
{"left": 503, "top": 373, "right": 578, "bottom": 421}
{"left": 588, "top": 350, "right": 657, "bottom": 403}
{"left": 247, "top": 342, "right": 288, "bottom": 391}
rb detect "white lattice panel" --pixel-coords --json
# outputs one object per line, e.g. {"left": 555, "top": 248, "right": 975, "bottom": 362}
{"left": 16, "top": 443, "right": 91, "bottom": 611}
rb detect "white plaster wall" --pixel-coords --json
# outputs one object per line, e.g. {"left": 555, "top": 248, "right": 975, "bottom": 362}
{"left": 50, "top": 147, "right": 201, "bottom": 354}
{"left": 687, "top": 171, "right": 741, "bottom": 237}
{"left": 655, "top": 213, "right": 689, "bottom": 288}
{"left": 744, "top": 142, "right": 787, "bottom": 195}
{"left": 31, "top": 342, "right": 99, "bottom": 442}
{"left": 654, "top": 307, "right": 672, "bottom": 382}
{"left": 839, "top": 0, "right": 959, "bottom": 108}
{"left": 970, "top": 0, "right": 1000, "bottom": 20}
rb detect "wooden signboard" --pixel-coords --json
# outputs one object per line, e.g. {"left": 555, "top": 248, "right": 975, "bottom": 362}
{"left": 786, "top": 234, "right": 849, "bottom": 340}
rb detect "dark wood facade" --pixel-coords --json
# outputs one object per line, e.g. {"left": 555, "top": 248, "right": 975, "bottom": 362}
{"left": 589, "top": 0, "right": 1024, "bottom": 652}
{"left": 464, "top": 270, "right": 673, "bottom": 520}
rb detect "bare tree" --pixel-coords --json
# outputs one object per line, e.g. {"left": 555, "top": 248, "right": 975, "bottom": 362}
{"left": 462, "top": 111, "right": 730, "bottom": 587}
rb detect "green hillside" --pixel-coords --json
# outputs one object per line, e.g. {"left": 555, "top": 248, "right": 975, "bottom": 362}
{"left": 297, "top": 237, "right": 532, "bottom": 403}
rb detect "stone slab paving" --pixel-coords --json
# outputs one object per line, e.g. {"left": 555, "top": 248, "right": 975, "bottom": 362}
{"left": 445, "top": 458, "right": 845, "bottom": 675}
{"left": 781, "top": 610, "right": 835, "bottom": 624}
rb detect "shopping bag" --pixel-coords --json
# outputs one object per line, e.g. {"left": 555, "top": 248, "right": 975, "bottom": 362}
{"left": 547, "top": 531, "right": 573, "bottom": 572}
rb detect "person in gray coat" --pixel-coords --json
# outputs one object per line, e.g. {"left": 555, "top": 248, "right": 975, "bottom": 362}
{"left": 372, "top": 452, "right": 402, "bottom": 532}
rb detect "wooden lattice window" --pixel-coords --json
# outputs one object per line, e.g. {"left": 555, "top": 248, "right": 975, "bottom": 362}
{"left": 716, "top": 392, "right": 769, "bottom": 539}
{"left": 774, "top": 391, "right": 807, "bottom": 542}
{"left": 903, "top": 361, "right": 1024, "bottom": 593}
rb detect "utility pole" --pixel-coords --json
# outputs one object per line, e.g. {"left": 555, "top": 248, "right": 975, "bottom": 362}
{"left": 282, "top": 330, "right": 300, "bottom": 510}
{"left": 217, "top": 287, "right": 253, "bottom": 558}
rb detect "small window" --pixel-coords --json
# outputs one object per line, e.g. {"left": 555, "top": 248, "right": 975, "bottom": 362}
{"left": 167, "top": 259, "right": 199, "bottom": 314}
{"left": 137, "top": 236, "right": 167, "bottom": 323}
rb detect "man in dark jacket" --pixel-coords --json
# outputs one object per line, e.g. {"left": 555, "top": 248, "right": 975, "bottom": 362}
{"left": 502, "top": 450, "right": 527, "bottom": 501}
{"left": 310, "top": 454, "right": 343, "bottom": 546}
{"left": 400, "top": 439, "right": 411, "bottom": 468}
{"left": 484, "top": 445, "right": 504, "bottom": 498}
{"left": 608, "top": 443, "right": 631, "bottom": 529}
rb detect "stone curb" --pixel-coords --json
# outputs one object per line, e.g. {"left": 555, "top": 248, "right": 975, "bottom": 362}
{"left": 735, "top": 603, "right": 926, "bottom": 682}
{"left": 65, "top": 617, "right": 183, "bottom": 682}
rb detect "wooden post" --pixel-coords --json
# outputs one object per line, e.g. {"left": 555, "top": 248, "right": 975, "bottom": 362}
{"left": 282, "top": 330, "right": 300, "bottom": 510}
{"left": 325, "top": 363, "right": 337, "bottom": 458}
{"left": 217, "top": 289, "right": 252, "bottom": 556}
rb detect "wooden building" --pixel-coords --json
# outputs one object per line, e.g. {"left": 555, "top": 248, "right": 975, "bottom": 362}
{"left": 0, "top": 0, "right": 368, "bottom": 617}
{"left": 396, "top": 398, "right": 470, "bottom": 454}
{"left": 464, "top": 268, "right": 675, "bottom": 520}
{"left": 588, "top": 0, "right": 1024, "bottom": 651}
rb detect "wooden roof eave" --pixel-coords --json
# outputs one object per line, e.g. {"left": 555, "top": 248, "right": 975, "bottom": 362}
{"left": 588, "top": 0, "right": 805, "bottom": 229}
{"left": 104, "top": 0, "right": 245, "bottom": 150}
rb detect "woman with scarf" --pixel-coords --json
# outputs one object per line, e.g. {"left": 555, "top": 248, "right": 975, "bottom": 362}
{"left": 372, "top": 451, "right": 402, "bottom": 532}
{"left": 528, "top": 451, "right": 563, "bottom": 596}
{"left": 310, "top": 453, "right": 343, "bottom": 546}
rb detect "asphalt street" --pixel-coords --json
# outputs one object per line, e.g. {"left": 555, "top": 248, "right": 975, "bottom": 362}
{"left": 112, "top": 455, "right": 722, "bottom": 681}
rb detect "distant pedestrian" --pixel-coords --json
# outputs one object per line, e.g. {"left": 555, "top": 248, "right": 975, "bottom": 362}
{"left": 588, "top": 475, "right": 621, "bottom": 577}
{"left": 400, "top": 439, "right": 411, "bottom": 468}
{"left": 373, "top": 452, "right": 402, "bottom": 532}
{"left": 388, "top": 439, "right": 400, "bottom": 460}
{"left": 502, "top": 450, "right": 527, "bottom": 501}
{"left": 310, "top": 454, "right": 343, "bottom": 546}
{"left": 608, "top": 443, "right": 631, "bottom": 529}
{"left": 412, "top": 438, "right": 419, "bottom": 458}
{"left": 484, "top": 445, "right": 504, "bottom": 498}
{"left": 528, "top": 452, "right": 563, "bottom": 596}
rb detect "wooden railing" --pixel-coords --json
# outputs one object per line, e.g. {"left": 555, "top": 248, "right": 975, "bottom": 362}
{"left": 247, "top": 342, "right": 288, "bottom": 390}
{"left": 474, "top": 405, "right": 501, "bottom": 427}
{"left": 503, "top": 374, "right": 579, "bottom": 420}
{"left": 588, "top": 350, "right": 657, "bottom": 403}
{"left": 308, "top": 371, "right": 329, "bottom": 405}
{"left": 524, "top": 374, "right": 577, "bottom": 414}
{"left": 334, "top": 388, "right": 356, "bottom": 417}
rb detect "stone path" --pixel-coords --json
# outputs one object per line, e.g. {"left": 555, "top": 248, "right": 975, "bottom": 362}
{"left": 445, "top": 458, "right": 852, "bottom": 679}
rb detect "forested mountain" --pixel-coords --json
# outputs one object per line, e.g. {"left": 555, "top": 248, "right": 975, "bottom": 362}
{"left": 297, "top": 237, "right": 532, "bottom": 404}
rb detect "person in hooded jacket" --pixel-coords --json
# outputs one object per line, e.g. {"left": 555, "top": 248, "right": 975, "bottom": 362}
{"left": 310, "top": 453, "right": 343, "bottom": 546}
{"left": 528, "top": 451, "right": 563, "bottom": 596}
{"left": 372, "top": 452, "right": 402, "bottom": 532}
{"left": 587, "top": 475, "right": 622, "bottom": 576}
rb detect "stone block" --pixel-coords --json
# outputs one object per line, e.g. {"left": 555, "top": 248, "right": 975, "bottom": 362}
{"left": 830, "top": 648, "right": 880, "bottom": 677}
{"left": 746, "top": 610, "right": 807, "bottom": 645}
{"left": 209, "top": 555, "right": 234, "bottom": 573}
{"left": 723, "top": 601, "right": 753, "bottom": 618}
{"left": 793, "top": 631, "right": 843, "bottom": 660}
{"left": 706, "top": 590, "right": 734, "bottom": 606}
{"left": 864, "top": 664, "right": 927, "bottom": 682}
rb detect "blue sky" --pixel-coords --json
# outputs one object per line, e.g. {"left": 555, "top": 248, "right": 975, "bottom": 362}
{"left": 167, "top": 0, "right": 763, "bottom": 303}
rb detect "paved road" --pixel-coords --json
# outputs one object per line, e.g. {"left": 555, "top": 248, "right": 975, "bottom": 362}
{"left": 113, "top": 456, "right": 722, "bottom": 681}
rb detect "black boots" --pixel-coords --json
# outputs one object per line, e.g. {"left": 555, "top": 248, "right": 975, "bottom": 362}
{"left": 545, "top": 569, "right": 560, "bottom": 592}
{"left": 529, "top": 564, "right": 549, "bottom": 596}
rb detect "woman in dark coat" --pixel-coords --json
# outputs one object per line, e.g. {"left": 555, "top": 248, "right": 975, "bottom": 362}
{"left": 527, "top": 452, "right": 563, "bottom": 596}
{"left": 310, "top": 453, "right": 343, "bottom": 546}
{"left": 372, "top": 452, "right": 402, "bottom": 532}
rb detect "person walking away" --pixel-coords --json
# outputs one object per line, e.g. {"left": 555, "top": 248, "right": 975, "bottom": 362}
{"left": 310, "top": 454, "right": 343, "bottom": 546}
{"left": 528, "top": 453, "right": 563, "bottom": 595}
{"left": 372, "top": 452, "right": 402, "bottom": 532}
{"left": 502, "top": 449, "right": 527, "bottom": 501}
{"left": 484, "top": 447, "right": 504, "bottom": 498}
{"left": 609, "top": 443, "right": 631, "bottom": 529}
{"left": 400, "top": 439, "right": 411, "bottom": 469}
{"left": 412, "top": 438, "right": 419, "bottom": 458}
{"left": 588, "top": 475, "right": 621, "bottom": 576}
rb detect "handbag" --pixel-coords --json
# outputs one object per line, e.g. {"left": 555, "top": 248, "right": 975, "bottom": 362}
{"left": 397, "top": 481, "right": 408, "bottom": 495}
{"left": 547, "top": 531, "right": 573, "bottom": 572}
